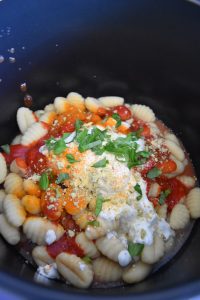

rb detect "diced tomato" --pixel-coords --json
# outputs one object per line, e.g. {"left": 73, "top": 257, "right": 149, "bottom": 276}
{"left": 96, "top": 107, "right": 110, "bottom": 117}
{"left": 41, "top": 184, "right": 64, "bottom": 221}
{"left": 26, "top": 145, "right": 48, "bottom": 174}
{"left": 46, "top": 234, "right": 84, "bottom": 259}
{"left": 157, "top": 160, "right": 177, "bottom": 174}
{"left": 131, "top": 119, "right": 151, "bottom": 138}
{"left": 3, "top": 144, "right": 30, "bottom": 164}
{"left": 157, "top": 177, "right": 188, "bottom": 211}
{"left": 112, "top": 105, "right": 132, "bottom": 121}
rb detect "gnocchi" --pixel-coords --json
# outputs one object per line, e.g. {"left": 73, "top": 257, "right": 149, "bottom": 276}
{"left": 0, "top": 92, "right": 198, "bottom": 288}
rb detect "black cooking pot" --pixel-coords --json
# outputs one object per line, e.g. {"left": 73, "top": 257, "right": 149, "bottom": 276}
{"left": 0, "top": 0, "right": 200, "bottom": 299}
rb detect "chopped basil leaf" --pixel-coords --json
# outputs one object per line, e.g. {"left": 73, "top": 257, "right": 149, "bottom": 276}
{"left": 159, "top": 189, "right": 171, "bottom": 205}
{"left": 53, "top": 139, "right": 67, "bottom": 155}
{"left": 95, "top": 194, "right": 105, "bottom": 216}
{"left": 112, "top": 113, "right": 122, "bottom": 128}
{"left": 87, "top": 220, "right": 100, "bottom": 227}
{"left": 39, "top": 173, "right": 49, "bottom": 190}
{"left": 66, "top": 154, "right": 79, "bottom": 164}
{"left": 128, "top": 242, "right": 144, "bottom": 257}
{"left": 1, "top": 144, "right": 10, "bottom": 154}
{"left": 92, "top": 158, "right": 109, "bottom": 168}
{"left": 45, "top": 137, "right": 56, "bottom": 151}
{"left": 75, "top": 119, "right": 83, "bottom": 131}
{"left": 82, "top": 256, "right": 92, "bottom": 264}
{"left": 79, "top": 140, "right": 102, "bottom": 152}
{"left": 147, "top": 167, "right": 162, "bottom": 179}
{"left": 134, "top": 183, "right": 142, "bottom": 201}
{"left": 55, "top": 173, "right": 69, "bottom": 184}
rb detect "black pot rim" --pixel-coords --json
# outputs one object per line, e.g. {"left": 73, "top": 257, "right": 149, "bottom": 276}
{"left": 0, "top": 269, "right": 199, "bottom": 300}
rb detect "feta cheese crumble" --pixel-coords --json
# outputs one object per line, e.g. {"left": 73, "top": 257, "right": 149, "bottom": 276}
{"left": 37, "top": 263, "right": 59, "bottom": 279}
{"left": 45, "top": 229, "right": 57, "bottom": 245}
{"left": 118, "top": 250, "right": 132, "bottom": 267}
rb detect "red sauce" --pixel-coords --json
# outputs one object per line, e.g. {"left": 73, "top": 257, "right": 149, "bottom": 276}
{"left": 3, "top": 144, "right": 30, "bottom": 164}
{"left": 157, "top": 177, "right": 188, "bottom": 211}
{"left": 26, "top": 145, "right": 48, "bottom": 174}
{"left": 60, "top": 213, "right": 81, "bottom": 232}
{"left": 46, "top": 234, "right": 84, "bottom": 259}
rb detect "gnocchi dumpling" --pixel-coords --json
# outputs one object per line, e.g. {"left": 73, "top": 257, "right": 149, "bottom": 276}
{"left": 96, "top": 235, "right": 125, "bottom": 262}
{"left": 23, "top": 217, "right": 64, "bottom": 245}
{"left": 32, "top": 246, "right": 54, "bottom": 267}
{"left": 131, "top": 104, "right": 155, "bottom": 122}
{"left": 169, "top": 204, "right": 190, "bottom": 230}
{"left": 4, "top": 173, "right": 25, "bottom": 198}
{"left": 21, "top": 122, "right": 48, "bottom": 146}
{"left": 185, "top": 187, "right": 200, "bottom": 219}
{"left": 93, "top": 257, "right": 122, "bottom": 282}
{"left": 17, "top": 107, "right": 37, "bottom": 134}
{"left": 56, "top": 253, "right": 93, "bottom": 288}
{"left": 3, "top": 194, "right": 26, "bottom": 227}
{"left": 0, "top": 153, "right": 7, "bottom": 184}
{"left": 122, "top": 261, "right": 152, "bottom": 284}
{"left": 141, "top": 235, "right": 165, "bottom": 264}
{"left": 75, "top": 232, "right": 100, "bottom": 259}
{"left": 0, "top": 214, "right": 20, "bottom": 245}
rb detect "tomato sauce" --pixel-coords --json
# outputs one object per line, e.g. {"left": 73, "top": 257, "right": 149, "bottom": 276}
{"left": 3, "top": 144, "right": 30, "bottom": 164}
{"left": 46, "top": 234, "right": 84, "bottom": 259}
{"left": 157, "top": 177, "right": 188, "bottom": 211}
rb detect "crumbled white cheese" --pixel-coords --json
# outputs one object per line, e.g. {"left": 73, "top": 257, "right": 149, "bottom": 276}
{"left": 157, "top": 218, "right": 174, "bottom": 240}
{"left": 39, "top": 145, "right": 48, "bottom": 155}
{"left": 79, "top": 262, "right": 86, "bottom": 271}
{"left": 118, "top": 250, "right": 132, "bottom": 267}
{"left": 106, "top": 231, "right": 118, "bottom": 240}
{"left": 136, "top": 138, "right": 145, "bottom": 151}
{"left": 27, "top": 174, "right": 41, "bottom": 182}
{"left": 64, "top": 131, "right": 76, "bottom": 144}
{"left": 37, "top": 263, "right": 59, "bottom": 279}
{"left": 121, "top": 121, "right": 131, "bottom": 128}
{"left": 68, "top": 230, "right": 75, "bottom": 237}
{"left": 45, "top": 229, "right": 57, "bottom": 245}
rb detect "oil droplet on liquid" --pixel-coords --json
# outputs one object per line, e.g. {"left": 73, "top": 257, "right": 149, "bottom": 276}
{"left": 0, "top": 55, "right": 4, "bottom": 63}
{"left": 24, "top": 94, "right": 33, "bottom": 108}
{"left": 20, "top": 82, "right": 27, "bottom": 93}
{"left": 9, "top": 57, "right": 16, "bottom": 63}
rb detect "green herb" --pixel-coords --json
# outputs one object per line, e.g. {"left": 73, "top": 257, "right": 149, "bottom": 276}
{"left": 79, "top": 140, "right": 102, "bottom": 152}
{"left": 92, "top": 158, "right": 109, "bottom": 168}
{"left": 1, "top": 144, "right": 10, "bottom": 154}
{"left": 147, "top": 167, "right": 162, "bottom": 179}
{"left": 128, "top": 242, "right": 144, "bottom": 257}
{"left": 53, "top": 139, "right": 67, "bottom": 155}
{"left": 134, "top": 183, "right": 142, "bottom": 201}
{"left": 112, "top": 113, "right": 122, "bottom": 128}
{"left": 82, "top": 256, "right": 92, "bottom": 264}
{"left": 39, "top": 173, "right": 49, "bottom": 190}
{"left": 159, "top": 189, "right": 171, "bottom": 205}
{"left": 75, "top": 119, "right": 83, "bottom": 131}
{"left": 66, "top": 154, "right": 79, "bottom": 164}
{"left": 87, "top": 220, "right": 100, "bottom": 227}
{"left": 95, "top": 194, "right": 104, "bottom": 216}
{"left": 75, "top": 126, "right": 108, "bottom": 153}
{"left": 45, "top": 137, "right": 56, "bottom": 151}
{"left": 55, "top": 173, "right": 69, "bottom": 184}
